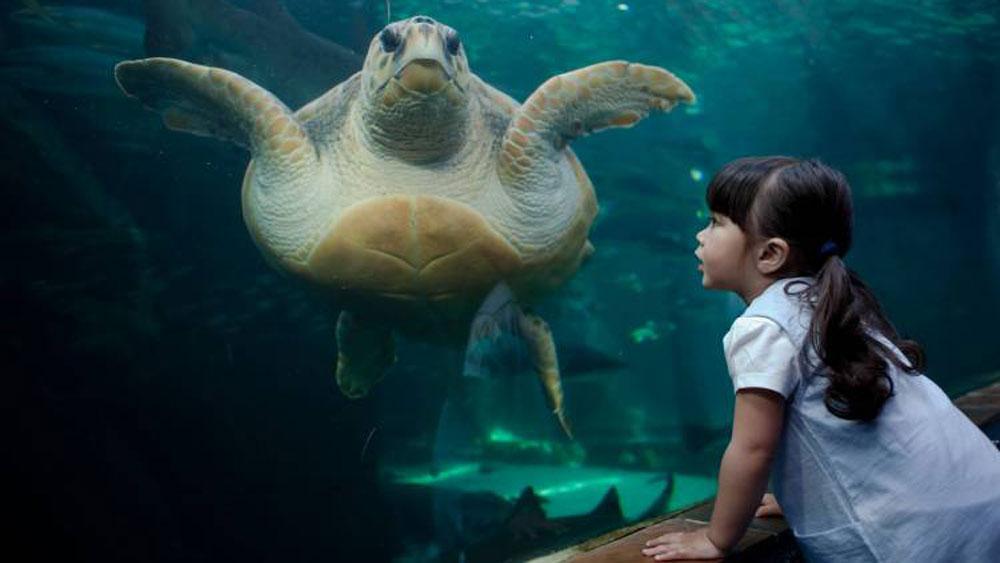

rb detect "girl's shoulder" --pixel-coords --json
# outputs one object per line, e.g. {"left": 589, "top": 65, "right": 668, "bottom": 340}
{"left": 741, "top": 277, "right": 815, "bottom": 340}
{"left": 724, "top": 316, "right": 800, "bottom": 399}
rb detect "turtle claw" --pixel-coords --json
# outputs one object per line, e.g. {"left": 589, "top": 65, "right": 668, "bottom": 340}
{"left": 627, "top": 62, "right": 696, "bottom": 108}
{"left": 554, "top": 408, "right": 574, "bottom": 440}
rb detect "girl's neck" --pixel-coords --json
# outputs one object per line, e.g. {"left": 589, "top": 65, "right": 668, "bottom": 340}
{"left": 741, "top": 274, "right": 817, "bottom": 305}
{"left": 739, "top": 275, "right": 778, "bottom": 305}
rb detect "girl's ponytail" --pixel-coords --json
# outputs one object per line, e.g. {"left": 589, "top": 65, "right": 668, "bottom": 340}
{"left": 806, "top": 251, "right": 924, "bottom": 422}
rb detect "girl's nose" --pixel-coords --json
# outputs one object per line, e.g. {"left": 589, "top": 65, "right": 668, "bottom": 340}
{"left": 695, "top": 228, "right": 706, "bottom": 244}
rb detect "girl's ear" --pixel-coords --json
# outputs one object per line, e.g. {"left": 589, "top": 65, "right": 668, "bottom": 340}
{"left": 756, "top": 237, "right": 790, "bottom": 275}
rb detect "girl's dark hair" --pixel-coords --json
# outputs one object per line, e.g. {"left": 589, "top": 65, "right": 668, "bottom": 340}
{"left": 707, "top": 156, "right": 924, "bottom": 421}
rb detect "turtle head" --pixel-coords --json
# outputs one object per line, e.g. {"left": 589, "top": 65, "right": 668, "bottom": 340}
{"left": 358, "top": 16, "right": 473, "bottom": 162}
{"left": 362, "top": 15, "right": 471, "bottom": 103}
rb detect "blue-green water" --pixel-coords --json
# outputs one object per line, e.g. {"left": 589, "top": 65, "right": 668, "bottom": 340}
{"left": 3, "top": 1, "right": 998, "bottom": 561}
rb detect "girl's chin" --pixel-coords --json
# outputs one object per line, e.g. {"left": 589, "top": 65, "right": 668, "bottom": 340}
{"left": 700, "top": 274, "right": 723, "bottom": 290}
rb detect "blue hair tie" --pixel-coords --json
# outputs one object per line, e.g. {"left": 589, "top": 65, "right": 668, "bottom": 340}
{"left": 819, "top": 240, "right": 839, "bottom": 258}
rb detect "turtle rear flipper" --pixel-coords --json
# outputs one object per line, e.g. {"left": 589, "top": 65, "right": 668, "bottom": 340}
{"left": 498, "top": 60, "right": 694, "bottom": 189}
{"left": 464, "top": 283, "right": 573, "bottom": 438}
{"left": 335, "top": 311, "right": 397, "bottom": 399}
{"left": 518, "top": 311, "right": 573, "bottom": 439}
{"left": 114, "top": 57, "right": 314, "bottom": 167}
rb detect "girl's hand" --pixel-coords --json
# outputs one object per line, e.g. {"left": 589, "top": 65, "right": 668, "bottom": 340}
{"left": 754, "top": 493, "right": 783, "bottom": 518}
{"left": 641, "top": 527, "right": 727, "bottom": 560}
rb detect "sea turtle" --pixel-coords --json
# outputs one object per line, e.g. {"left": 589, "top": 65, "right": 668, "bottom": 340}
{"left": 114, "top": 15, "right": 694, "bottom": 436}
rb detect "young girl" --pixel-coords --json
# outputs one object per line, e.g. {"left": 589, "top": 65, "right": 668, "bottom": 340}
{"left": 641, "top": 157, "right": 1000, "bottom": 562}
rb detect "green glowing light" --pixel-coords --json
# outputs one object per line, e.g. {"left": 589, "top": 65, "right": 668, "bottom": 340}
{"left": 488, "top": 427, "right": 554, "bottom": 453}
{"left": 630, "top": 320, "right": 660, "bottom": 344}
{"left": 537, "top": 476, "right": 622, "bottom": 497}
{"left": 489, "top": 427, "right": 517, "bottom": 443}
{"left": 396, "top": 463, "right": 480, "bottom": 485}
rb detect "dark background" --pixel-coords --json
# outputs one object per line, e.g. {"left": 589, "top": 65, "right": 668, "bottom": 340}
{"left": 4, "top": 1, "right": 999, "bottom": 561}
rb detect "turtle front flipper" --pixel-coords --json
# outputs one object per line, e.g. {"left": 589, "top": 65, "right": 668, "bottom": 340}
{"left": 335, "top": 311, "right": 397, "bottom": 399}
{"left": 498, "top": 61, "right": 694, "bottom": 188}
{"left": 114, "top": 57, "right": 314, "bottom": 167}
{"left": 518, "top": 312, "right": 573, "bottom": 439}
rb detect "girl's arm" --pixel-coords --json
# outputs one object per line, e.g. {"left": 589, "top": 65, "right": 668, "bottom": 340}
{"left": 707, "top": 388, "right": 785, "bottom": 551}
{"left": 643, "top": 388, "right": 785, "bottom": 560}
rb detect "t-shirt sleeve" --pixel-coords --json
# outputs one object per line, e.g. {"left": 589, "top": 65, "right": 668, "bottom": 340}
{"left": 722, "top": 316, "right": 798, "bottom": 399}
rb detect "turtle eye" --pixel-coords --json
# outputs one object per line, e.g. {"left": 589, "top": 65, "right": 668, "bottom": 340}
{"left": 380, "top": 29, "right": 400, "bottom": 52}
{"left": 445, "top": 32, "right": 461, "bottom": 56}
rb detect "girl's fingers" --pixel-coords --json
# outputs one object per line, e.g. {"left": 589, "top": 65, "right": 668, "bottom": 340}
{"left": 643, "top": 543, "right": 669, "bottom": 553}
{"left": 643, "top": 545, "right": 679, "bottom": 560}
{"left": 755, "top": 500, "right": 783, "bottom": 517}
{"left": 754, "top": 493, "right": 783, "bottom": 517}
{"left": 645, "top": 532, "right": 679, "bottom": 546}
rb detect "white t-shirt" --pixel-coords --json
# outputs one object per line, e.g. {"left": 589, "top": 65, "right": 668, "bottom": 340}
{"left": 728, "top": 277, "right": 1000, "bottom": 562}
{"left": 722, "top": 316, "right": 798, "bottom": 399}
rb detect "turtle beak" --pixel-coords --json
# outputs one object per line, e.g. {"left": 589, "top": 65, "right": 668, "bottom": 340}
{"left": 393, "top": 24, "right": 455, "bottom": 94}
{"left": 397, "top": 58, "right": 451, "bottom": 93}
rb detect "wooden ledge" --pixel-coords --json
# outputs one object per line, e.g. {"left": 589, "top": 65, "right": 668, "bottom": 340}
{"left": 952, "top": 377, "right": 1000, "bottom": 427}
{"left": 530, "top": 375, "right": 1000, "bottom": 562}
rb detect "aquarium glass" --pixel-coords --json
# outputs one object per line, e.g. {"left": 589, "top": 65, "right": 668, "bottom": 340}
{"left": 5, "top": 1, "right": 999, "bottom": 561}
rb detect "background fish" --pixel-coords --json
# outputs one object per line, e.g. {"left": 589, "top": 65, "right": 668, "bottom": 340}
{"left": 142, "top": 0, "right": 364, "bottom": 108}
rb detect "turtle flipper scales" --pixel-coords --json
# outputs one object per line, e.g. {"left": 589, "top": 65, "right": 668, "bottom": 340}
{"left": 498, "top": 61, "right": 695, "bottom": 189}
{"left": 114, "top": 57, "right": 315, "bottom": 169}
